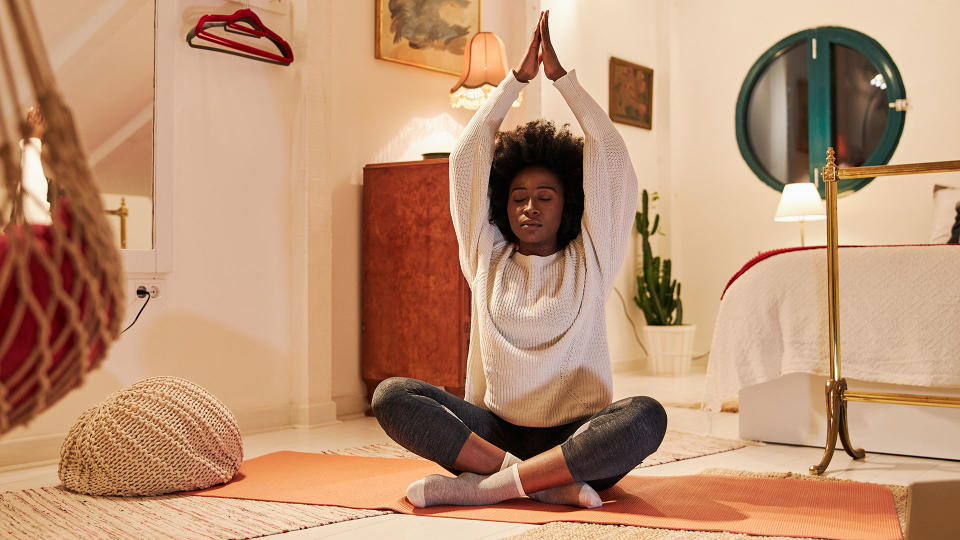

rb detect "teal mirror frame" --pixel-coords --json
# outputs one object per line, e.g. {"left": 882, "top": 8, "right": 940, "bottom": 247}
{"left": 735, "top": 27, "right": 906, "bottom": 196}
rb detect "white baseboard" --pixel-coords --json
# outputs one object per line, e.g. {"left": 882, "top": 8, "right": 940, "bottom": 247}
{"left": 0, "top": 433, "right": 64, "bottom": 472}
{"left": 289, "top": 401, "right": 339, "bottom": 428}
{"left": 334, "top": 394, "right": 369, "bottom": 418}
{"left": 612, "top": 357, "right": 646, "bottom": 373}
{"left": 0, "top": 401, "right": 340, "bottom": 471}
{"left": 233, "top": 405, "right": 293, "bottom": 434}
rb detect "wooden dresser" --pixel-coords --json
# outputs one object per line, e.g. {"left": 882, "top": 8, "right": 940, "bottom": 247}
{"left": 361, "top": 158, "right": 470, "bottom": 404}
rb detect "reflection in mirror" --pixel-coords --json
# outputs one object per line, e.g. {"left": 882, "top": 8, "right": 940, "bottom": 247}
{"left": 747, "top": 41, "right": 809, "bottom": 185}
{"left": 831, "top": 44, "right": 888, "bottom": 168}
{"left": 33, "top": 0, "right": 155, "bottom": 250}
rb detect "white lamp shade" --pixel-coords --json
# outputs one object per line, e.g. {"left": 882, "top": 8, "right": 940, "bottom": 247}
{"left": 774, "top": 182, "right": 826, "bottom": 222}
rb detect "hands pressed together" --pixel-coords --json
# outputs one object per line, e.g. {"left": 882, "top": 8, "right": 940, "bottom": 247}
{"left": 514, "top": 10, "right": 566, "bottom": 83}
{"left": 24, "top": 107, "right": 45, "bottom": 139}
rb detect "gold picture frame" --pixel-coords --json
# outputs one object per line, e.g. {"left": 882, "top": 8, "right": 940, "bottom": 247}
{"left": 375, "top": 0, "right": 481, "bottom": 76}
{"left": 609, "top": 57, "right": 653, "bottom": 130}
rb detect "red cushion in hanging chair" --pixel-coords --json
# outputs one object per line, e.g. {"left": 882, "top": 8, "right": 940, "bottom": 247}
{"left": 0, "top": 207, "right": 114, "bottom": 431}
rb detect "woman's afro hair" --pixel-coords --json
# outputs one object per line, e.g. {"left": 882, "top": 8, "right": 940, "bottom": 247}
{"left": 489, "top": 120, "right": 584, "bottom": 249}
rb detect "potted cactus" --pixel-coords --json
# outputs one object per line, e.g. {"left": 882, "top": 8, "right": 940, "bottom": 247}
{"left": 634, "top": 190, "right": 696, "bottom": 375}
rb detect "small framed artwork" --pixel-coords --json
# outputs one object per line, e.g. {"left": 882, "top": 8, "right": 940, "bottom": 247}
{"left": 609, "top": 57, "right": 653, "bottom": 129}
{"left": 375, "top": 0, "right": 481, "bottom": 76}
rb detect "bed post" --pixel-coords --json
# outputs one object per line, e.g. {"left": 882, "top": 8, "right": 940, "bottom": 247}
{"left": 810, "top": 148, "right": 865, "bottom": 476}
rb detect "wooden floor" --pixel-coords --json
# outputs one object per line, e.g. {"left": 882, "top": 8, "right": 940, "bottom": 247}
{"left": 2, "top": 360, "right": 958, "bottom": 539}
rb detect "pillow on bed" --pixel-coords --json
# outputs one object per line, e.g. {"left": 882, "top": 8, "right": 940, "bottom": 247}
{"left": 930, "top": 185, "right": 960, "bottom": 243}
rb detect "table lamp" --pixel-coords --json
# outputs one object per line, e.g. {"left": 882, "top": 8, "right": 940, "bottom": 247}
{"left": 450, "top": 32, "right": 521, "bottom": 110}
{"left": 774, "top": 182, "right": 826, "bottom": 246}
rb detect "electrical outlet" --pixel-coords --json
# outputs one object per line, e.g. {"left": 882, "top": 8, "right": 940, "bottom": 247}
{"left": 132, "top": 280, "right": 162, "bottom": 299}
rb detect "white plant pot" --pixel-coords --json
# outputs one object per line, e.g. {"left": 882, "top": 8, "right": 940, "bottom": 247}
{"left": 643, "top": 324, "right": 697, "bottom": 376}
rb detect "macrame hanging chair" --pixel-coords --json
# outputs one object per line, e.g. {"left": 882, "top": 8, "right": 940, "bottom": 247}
{"left": 0, "top": 0, "right": 125, "bottom": 435}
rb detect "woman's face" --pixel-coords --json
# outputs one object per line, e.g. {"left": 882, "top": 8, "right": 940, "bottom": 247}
{"left": 507, "top": 166, "right": 565, "bottom": 256}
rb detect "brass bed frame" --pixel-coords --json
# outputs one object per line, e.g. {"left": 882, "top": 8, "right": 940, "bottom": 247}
{"left": 811, "top": 148, "right": 960, "bottom": 475}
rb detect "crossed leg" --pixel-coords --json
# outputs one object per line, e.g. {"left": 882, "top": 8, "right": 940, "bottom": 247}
{"left": 371, "top": 377, "right": 667, "bottom": 508}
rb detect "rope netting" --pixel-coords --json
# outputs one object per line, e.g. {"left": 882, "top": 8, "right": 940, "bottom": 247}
{"left": 0, "top": 0, "right": 124, "bottom": 435}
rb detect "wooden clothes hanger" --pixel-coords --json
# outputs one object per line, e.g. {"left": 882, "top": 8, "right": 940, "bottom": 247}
{"left": 186, "top": 8, "right": 293, "bottom": 66}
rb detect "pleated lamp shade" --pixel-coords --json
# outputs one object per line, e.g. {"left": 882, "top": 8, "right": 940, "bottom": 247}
{"left": 450, "top": 32, "right": 521, "bottom": 110}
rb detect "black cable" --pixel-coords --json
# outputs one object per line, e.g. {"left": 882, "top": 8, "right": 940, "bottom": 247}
{"left": 121, "top": 287, "right": 151, "bottom": 334}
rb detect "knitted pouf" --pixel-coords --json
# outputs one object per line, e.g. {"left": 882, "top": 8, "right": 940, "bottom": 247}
{"left": 58, "top": 376, "right": 244, "bottom": 496}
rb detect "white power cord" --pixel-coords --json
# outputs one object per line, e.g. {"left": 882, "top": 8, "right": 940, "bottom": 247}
{"left": 612, "top": 286, "right": 710, "bottom": 360}
{"left": 612, "top": 287, "right": 647, "bottom": 356}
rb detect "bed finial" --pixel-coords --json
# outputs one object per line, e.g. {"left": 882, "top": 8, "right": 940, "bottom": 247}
{"left": 824, "top": 147, "right": 837, "bottom": 183}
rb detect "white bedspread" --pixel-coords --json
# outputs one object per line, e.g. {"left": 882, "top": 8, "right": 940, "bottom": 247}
{"left": 705, "top": 245, "right": 960, "bottom": 411}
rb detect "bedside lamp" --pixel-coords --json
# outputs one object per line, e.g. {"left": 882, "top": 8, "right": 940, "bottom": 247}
{"left": 450, "top": 32, "right": 521, "bottom": 110}
{"left": 774, "top": 182, "right": 826, "bottom": 246}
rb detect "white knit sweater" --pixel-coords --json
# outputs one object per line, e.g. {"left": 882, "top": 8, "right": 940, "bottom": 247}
{"left": 449, "top": 70, "right": 638, "bottom": 427}
{"left": 20, "top": 138, "right": 51, "bottom": 225}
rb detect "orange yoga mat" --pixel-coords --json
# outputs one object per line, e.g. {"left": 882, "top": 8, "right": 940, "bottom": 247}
{"left": 190, "top": 452, "right": 902, "bottom": 540}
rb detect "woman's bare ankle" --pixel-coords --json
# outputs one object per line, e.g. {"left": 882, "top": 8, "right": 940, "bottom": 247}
{"left": 453, "top": 433, "right": 506, "bottom": 474}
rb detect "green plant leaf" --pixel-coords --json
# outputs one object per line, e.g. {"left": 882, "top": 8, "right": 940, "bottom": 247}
{"left": 634, "top": 189, "right": 682, "bottom": 326}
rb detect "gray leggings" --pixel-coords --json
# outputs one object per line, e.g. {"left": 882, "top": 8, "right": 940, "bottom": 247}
{"left": 371, "top": 377, "right": 667, "bottom": 492}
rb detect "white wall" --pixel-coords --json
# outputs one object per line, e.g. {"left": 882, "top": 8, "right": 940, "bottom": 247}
{"left": 319, "top": 0, "right": 668, "bottom": 403}
{"left": 539, "top": 0, "right": 668, "bottom": 369}
{"left": 1, "top": 0, "right": 534, "bottom": 468}
{"left": 314, "top": 0, "right": 535, "bottom": 416}
{"left": 667, "top": 0, "right": 960, "bottom": 354}
{"left": 0, "top": 0, "right": 311, "bottom": 468}
{"left": 7, "top": 0, "right": 956, "bottom": 470}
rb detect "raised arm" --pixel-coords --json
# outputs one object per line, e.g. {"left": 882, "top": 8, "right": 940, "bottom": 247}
{"left": 554, "top": 73, "right": 637, "bottom": 287}
{"left": 449, "top": 15, "right": 541, "bottom": 283}
{"left": 21, "top": 107, "right": 51, "bottom": 225}
{"left": 541, "top": 12, "right": 638, "bottom": 289}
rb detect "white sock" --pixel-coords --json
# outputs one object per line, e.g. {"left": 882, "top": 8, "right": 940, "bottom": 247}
{"left": 500, "top": 452, "right": 521, "bottom": 470}
{"left": 500, "top": 452, "right": 601, "bottom": 509}
{"left": 406, "top": 464, "right": 525, "bottom": 508}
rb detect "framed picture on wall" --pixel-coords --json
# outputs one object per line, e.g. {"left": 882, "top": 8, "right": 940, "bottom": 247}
{"left": 375, "top": 0, "right": 481, "bottom": 76}
{"left": 609, "top": 57, "right": 653, "bottom": 129}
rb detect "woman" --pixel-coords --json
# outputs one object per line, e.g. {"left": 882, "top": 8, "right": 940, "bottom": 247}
{"left": 372, "top": 11, "right": 666, "bottom": 509}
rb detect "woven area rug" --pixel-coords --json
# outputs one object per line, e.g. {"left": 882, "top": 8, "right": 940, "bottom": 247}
{"left": 0, "top": 431, "right": 754, "bottom": 539}
{"left": 506, "top": 469, "right": 910, "bottom": 540}
{"left": 0, "top": 487, "right": 385, "bottom": 539}
{"left": 324, "top": 429, "right": 760, "bottom": 469}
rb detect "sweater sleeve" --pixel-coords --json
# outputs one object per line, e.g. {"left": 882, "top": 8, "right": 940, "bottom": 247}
{"left": 449, "top": 71, "right": 527, "bottom": 284}
{"left": 20, "top": 137, "right": 52, "bottom": 225}
{"left": 553, "top": 70, "right": 638, "bottom": 290}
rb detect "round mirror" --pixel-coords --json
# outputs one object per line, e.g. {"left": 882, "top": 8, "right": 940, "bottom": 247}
{"left": 832, "top": 44, "right": 889, "bottom": 169}
{"left": 746, "top": 41, "right": 809, "bottom": 185}
{"left": 736, "top": 27, "right": 906, "bottom": 195}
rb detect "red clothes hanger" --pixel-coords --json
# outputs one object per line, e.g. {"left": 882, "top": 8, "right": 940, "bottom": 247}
{"left": 186, "top": 8, "right": 293, "bottom": 66}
